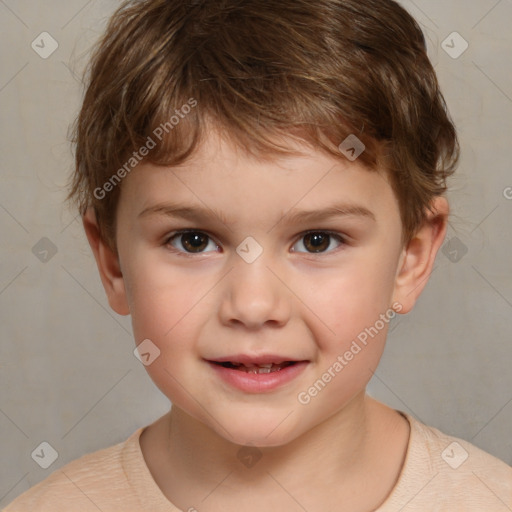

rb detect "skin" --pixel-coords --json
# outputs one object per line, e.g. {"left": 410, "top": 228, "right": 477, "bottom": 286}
{"left": 84, "top": 128, "right": 449, "bottom": 511}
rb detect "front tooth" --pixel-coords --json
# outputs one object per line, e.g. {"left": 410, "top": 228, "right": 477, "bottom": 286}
{"left": 258, "top": 363, "right": 273, "bottom": 369}
{"left": 257, "top": 367, "right": 272, "bottom": 374}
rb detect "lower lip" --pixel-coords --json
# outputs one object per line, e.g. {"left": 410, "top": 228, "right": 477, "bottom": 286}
{"left": 207, "top": 361, "right": 309, "bottom": 393}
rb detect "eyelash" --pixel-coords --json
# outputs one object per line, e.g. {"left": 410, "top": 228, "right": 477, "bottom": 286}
{"left": 163, "top": 229, "right": 348, "bottom": 257}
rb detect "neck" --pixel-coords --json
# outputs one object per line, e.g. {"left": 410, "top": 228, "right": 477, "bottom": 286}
{"left": 145, "top": 393, "right": 409, "bottom": 511}
{"left": 169, "top": 390, "right": 369, "bottom": 481}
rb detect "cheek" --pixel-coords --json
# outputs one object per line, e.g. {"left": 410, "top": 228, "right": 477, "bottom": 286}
{"left": 295, "top": 265, "right": 395, "bottom": 414}
{"left": 124, "top": 262, "right": 216, "bottom": 402}
{"left": 123, "top": 252, "right": 208, "bottom": 342}
{"left": 126, "top": 274, "right": 172, "bottom": 343}
{"left": 300, "top": 253, "right": 398, "bottom": 352}
{"left": 125, "top": 267, "right": 205, "bottom": 397}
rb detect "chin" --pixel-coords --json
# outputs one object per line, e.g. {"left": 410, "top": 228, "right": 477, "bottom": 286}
{"left": 212, "top": 412, "right": 305, "bottom": 448}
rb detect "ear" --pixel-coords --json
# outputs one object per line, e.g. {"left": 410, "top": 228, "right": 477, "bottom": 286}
{"left": 392, "top": 196, "right": 449, "bottom": 314}
{"left": 82, "top": 207, "right": 130, "bottom": 316}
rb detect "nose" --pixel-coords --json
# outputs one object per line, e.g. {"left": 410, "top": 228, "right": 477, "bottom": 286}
{"left": 218, "top": 254, "right": 292, "bottom": 330}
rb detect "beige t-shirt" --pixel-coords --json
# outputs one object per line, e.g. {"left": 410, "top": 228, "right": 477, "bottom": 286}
{"left": 3, "top": 412, "right": 512, "bottom": 511}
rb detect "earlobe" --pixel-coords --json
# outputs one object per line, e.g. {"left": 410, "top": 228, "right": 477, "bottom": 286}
{"left": 82, "top": 208, "right": 130, "bottom": 316}
{"left": 392, "top": 196, "right": 449, "bottom": 314}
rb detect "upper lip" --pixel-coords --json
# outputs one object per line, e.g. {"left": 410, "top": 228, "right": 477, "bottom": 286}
{"left": 206, "top": 354, "right": 308, "bottom": 365}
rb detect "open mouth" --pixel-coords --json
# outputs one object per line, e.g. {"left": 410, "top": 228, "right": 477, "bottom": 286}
{"left": 207, "top": 358, "right": 309, "bottom": 392}
{"left": 210, "top": 361, "right": 297, "bottom": 374}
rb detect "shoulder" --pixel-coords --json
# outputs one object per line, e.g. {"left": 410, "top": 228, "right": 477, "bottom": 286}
{"left": 2, "top": 428, "right": 145, "bottom": 512}
{"left": 413, "top": 416, "right": 512, "bottom": 481}
{"left": 379, "top": 412, "right": 512, "bottom": 511}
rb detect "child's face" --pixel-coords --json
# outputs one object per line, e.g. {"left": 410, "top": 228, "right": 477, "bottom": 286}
{"left": 110, "top": 131, "right": 411, "bottom": 446}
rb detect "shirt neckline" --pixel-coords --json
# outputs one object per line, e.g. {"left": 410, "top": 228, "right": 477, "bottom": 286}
{"left": 375, "top": 411, "right": 437, "bottom": 511}
{"left": 122, "top": 410, "right": 425, "bottom": 511}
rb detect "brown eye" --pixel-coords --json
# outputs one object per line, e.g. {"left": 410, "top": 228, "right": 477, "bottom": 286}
{"left": 304, "top": 233, "right": 329, "bottom": 252}
{"left": 181, "top": 232, "right": 208, "bottom": 252}
{"left": 293, "top": 231, "right": 344, "bottom": 254}
{"left": 167, "top": 231, "right": 216, "bottom": 253}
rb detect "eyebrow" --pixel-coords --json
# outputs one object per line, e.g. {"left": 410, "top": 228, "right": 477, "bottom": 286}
{"left": 279, "top": 204, "right": 375, "bottom": 226}
{"left": 138, "top": 201, "right": 376, "bottom": 226}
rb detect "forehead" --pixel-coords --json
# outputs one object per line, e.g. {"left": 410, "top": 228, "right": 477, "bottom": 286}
{"left": 118, "top": 129, "right": 399, "bottom": 230}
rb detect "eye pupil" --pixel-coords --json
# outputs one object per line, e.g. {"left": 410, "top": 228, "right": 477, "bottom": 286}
{"left": 182, "top": 232, "right": 208, "bottom": 252}
{"left": 304, "top": 233, "right": 329, "bottom": 253}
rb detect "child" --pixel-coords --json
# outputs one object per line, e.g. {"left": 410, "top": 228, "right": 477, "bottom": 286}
{"left": 4, "top": 0, "right": 511, "bottom": 510}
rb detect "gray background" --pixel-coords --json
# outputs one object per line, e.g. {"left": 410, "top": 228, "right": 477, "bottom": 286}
{"left": 1, "top": 0, "right": 511, "bottom": 506}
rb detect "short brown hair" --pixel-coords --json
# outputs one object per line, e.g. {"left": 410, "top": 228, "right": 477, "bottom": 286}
{"left": 68, "top": 0, "right": 459, "bottom": 250}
